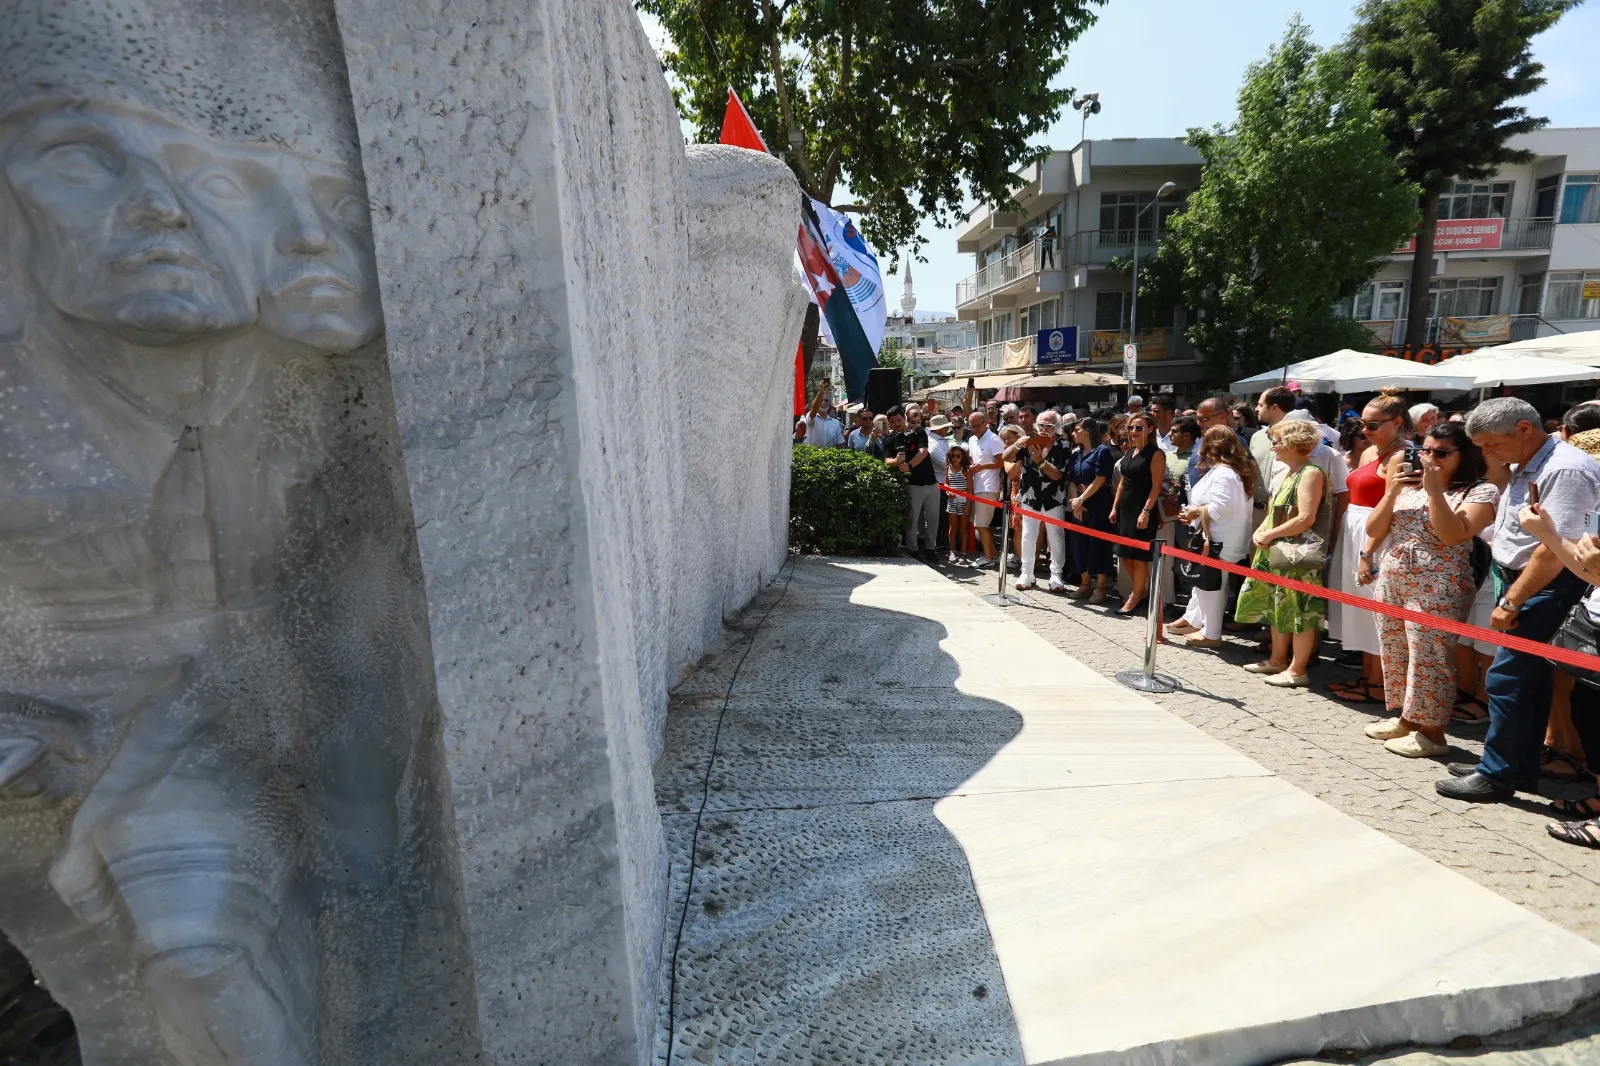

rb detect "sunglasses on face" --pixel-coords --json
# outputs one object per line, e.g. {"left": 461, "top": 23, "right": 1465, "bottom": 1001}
{"left": 1359, "top": 418, "right": 1397, "bottom": 430}
{"left": 1418, "top": 446, "right": 1457, "bottom": 458}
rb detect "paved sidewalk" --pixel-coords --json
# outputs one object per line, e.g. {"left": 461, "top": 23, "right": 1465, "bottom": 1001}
{"left": 654, "top": 557, "right": 1600, "bottom": 1065}
{"left": 937, "top": 559, "right": 1600, "bottom": 947}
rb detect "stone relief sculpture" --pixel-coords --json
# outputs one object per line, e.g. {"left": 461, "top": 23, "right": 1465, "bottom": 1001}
{"left": 0, "top": 1, "right": 474, "bottom": 1063}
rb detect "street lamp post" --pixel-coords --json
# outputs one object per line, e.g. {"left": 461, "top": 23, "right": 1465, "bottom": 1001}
{"left": 1129, "top": 181, "right": 1178, "bottom": 363}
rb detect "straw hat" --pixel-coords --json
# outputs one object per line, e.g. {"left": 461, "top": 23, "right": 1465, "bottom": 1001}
{"left": 928, "top": 415, "right": 953, "bottom": 432}
{"left": 1568, "top": 428, "right": 1600, "bottom": 462}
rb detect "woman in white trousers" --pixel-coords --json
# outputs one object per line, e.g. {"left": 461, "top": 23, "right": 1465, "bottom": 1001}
{"left": 1168, "top": 426, "right": 1256, "bottom": 647}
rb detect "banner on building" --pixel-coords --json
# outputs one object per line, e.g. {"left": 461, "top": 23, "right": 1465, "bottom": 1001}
{"left": 1036, "top": 327, "right": 1079, "bottom": 366}
{"left": 1440, "top": 315, "right": 1512, "bottom": 346}
{"left": 1583, "top": 281, "right": 1600, "bottom": 301}
{"left": 1360, "top": 320, "right": 1400, "bottom": 347}
{"left": 1397, "top": 217, "right": 1504, "bottom": 253}
{"left": 1003, "top": 336, "right": 1034, "bottom": 368}
{"left": 1089, "top": 327, "right": 1168, "bottom": 363}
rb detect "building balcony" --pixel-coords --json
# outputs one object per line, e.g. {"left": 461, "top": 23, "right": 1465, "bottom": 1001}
{"left": 945, "top": 327, "right": 1199, "bottom": 373}
{"left": 1387, "top": 217, "right": 1553, "bottom": 258}
{"left": 955, "top": 239, "right": 1066, "bottom": 309}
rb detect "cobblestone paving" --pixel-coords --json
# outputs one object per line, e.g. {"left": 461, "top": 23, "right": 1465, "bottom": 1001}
{"left": 936, "top": 559, "right": 1600, "bottom": 949}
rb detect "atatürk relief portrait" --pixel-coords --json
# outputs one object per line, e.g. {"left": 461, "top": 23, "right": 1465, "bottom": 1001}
{"left": 0, "top": 2, "right": 470, "bottom": 1063}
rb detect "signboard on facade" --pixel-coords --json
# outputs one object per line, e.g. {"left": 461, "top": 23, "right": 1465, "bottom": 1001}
{"left": 1440, "top": 315, "right": 1512, "bottom": 346}
{"left": 1123, "top": 343, "right": 1138, "bottom": 384}
{"left": 1089, "top": 328, "right": 1168, "bottom": 363}
{"left": 1397, "top": 217, "right": 1504, "bottom": 253}
{"left": 1035, "top": 327, "right": 1079, "bottom": 366}
{"left": 1583, "top": 281, "right": 1600, "bottom": 301}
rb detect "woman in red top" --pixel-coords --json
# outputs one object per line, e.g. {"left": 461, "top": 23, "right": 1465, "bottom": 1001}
{"left": 1328, "top": 390, "right": 1411, "bottom": 705}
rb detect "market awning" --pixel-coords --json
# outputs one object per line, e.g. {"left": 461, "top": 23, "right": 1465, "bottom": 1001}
{"left": 1010, "top": 369, "right": 1127, "bottom": 389}
{"left": 1231, "top": 350, "right": 1476, "bottom": 394}
{"left": 1476, "top": 329, "right": 1600, "bottom": 366}
{"left": 1428, "top": 349, "right": 1600, "bottom": 389}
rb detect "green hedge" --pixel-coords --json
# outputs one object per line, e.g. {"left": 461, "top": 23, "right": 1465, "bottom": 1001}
{"left": 789, "top": 445, "right": 906, "bottom": 555}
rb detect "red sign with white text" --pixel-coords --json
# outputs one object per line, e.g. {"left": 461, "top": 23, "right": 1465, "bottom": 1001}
{"left": 1398, "top": 217, "right": 1503, "bottom": 253}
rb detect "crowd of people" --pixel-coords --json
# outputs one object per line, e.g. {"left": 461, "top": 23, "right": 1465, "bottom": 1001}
{"left": 798, "top": 380, "right": 1600, "bottom": 851}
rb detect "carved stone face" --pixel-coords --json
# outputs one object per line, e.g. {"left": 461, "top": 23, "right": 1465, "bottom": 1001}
{"left": 173, "top": 140, "right": 383, "bottom": 352}
{"left": 0, "top": 105, "right": 254, "bottom": 345}
{"left": 255, "top": 154, "right": 382, "bottom": 351}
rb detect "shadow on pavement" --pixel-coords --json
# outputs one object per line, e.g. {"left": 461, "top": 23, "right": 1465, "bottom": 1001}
{"left": 653, "top": 557, "right": 1026, "bottom": 1065}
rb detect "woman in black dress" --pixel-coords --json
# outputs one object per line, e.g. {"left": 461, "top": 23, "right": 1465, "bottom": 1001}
{"left": 1108, "top": 412, "right": 1167, "bottom": 614}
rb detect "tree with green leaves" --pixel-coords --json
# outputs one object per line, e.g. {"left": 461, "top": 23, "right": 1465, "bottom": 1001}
{"left": 637, "top": 0, "right": 1103, "bottom": 259}
{"left": 1344, "top": 0, "right": 1579, "bottom": 350}
{"left": 1144, "top": 19, "right": 1420, "bottom": 382}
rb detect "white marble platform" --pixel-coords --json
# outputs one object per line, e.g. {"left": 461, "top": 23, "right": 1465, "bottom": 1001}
{"left": 656, "top": 557, "right": 1600, "bottom": 1065}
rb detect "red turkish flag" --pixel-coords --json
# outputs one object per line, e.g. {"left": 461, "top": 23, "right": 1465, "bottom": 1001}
{"left": 793, "top": 342, "right": 806, "bottom": 417}
{"left": 719, "top": 89, "right": 770, "bottom": 153}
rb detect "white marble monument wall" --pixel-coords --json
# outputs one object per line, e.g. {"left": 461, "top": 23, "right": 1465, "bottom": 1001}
{"left": 335, "top": 0, "right": 804, "bottom": 1061}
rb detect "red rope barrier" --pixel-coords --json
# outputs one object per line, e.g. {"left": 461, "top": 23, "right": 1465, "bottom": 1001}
{"left": 942, "top": 484, "right": 1600, "bottom": 674}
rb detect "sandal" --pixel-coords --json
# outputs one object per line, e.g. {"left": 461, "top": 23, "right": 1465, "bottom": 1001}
{"left": 1546, "top": 816, "right": 1600, "bottom": 849}
{"left": 1541, "top": 747, "right": 1586, "bottom": 782}
{"left": 1328, "top": 679, "right": 1382, "bottom": 705}
{"left": 1548, "top": 796, "right": 1600, "bottom": 819}
{"left": 1449, "top": 691, "right": 1490, "bottom": 726}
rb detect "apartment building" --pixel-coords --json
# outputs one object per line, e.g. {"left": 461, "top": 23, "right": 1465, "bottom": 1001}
{"left": 1339, "top": 127, "right": 1600, "bottom": 352}
{"left": 951, "top": 128, "right": 1600, "bottom": 381}
{"left": 953, "top": 137, "right": 1205, "bottom": 385}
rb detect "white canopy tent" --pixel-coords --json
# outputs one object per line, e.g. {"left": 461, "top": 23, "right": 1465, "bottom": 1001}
{"left": 1475, "top": 329, "right": 1600, "bottom": 366}
{"left": 1415, "top": 348, "right": 1600, "bottom": 390}
{"left": 1231, "top": 350, "right": 1476, "bottom": 395}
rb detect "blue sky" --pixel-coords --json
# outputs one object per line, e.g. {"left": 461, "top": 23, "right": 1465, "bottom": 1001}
{"left": 639, "top": 2, "right": 1600, "bottom": 318}
{"left": 893, "top": 0, "right": 1600, "bottom": 315}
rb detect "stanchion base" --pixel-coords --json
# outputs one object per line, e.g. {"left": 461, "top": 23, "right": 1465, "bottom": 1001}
{"left": 1116, "top": 669, "right": 1180, "bottom": 694}
{"left": 982, "top": 594, "right": 1024, "bottom": 607}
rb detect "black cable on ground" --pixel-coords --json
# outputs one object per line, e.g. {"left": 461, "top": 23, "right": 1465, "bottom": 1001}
{"left": 663, "top": 563, "right": 794, "bottom": 1066}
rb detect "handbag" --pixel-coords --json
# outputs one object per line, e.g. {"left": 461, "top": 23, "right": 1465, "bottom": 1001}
{"left": 1267, "top": 532, "right": 1327, "bottom": 572}
{"left": 1551, "top": 600, "right": 1600, "bottom": 689}
{"left": 1178, "top": 525, "right": 1224, "bottom": 592}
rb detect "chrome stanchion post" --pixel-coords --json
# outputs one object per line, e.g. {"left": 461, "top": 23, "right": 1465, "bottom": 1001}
{"left": 983, "top": 492, "right": 1022, "bottom": 607}
{"left": 1117, "top": 542, "right": 1179, "bottom": 693}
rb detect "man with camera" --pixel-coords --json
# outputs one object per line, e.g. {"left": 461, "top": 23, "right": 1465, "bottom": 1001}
{"left": 1005, "top": 409, "right": 1073, "bottom": 591}
{"left": 884, "top": 405, "right": 938, "bottom": 560}
{"left": 1439, "top": 398, "right": 1600, "bottom": 803}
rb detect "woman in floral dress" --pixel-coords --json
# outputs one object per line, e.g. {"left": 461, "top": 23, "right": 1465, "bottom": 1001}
{"left": 1356, "top": 422, "right": 1499, "bottom": 758}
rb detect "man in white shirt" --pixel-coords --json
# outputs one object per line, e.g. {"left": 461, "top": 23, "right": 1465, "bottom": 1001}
{"left": 965, "top": 411, "right": 1006, "bottom": 566}
{"left": 802, "top": 382, "right": 845, "bottom": 447}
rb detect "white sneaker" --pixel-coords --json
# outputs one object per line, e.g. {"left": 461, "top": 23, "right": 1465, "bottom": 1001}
{"left": 1048, "top": 579, "right": 1067, "bottom": 593}
{"left": 948, "top": 552, "right": 959, "bottom": 564}
{"left": 1385, "top": 732, "right": 1450, "bottom": 758}
{"left": 1365, "top": 717, "right": 1409, "bottom": 740}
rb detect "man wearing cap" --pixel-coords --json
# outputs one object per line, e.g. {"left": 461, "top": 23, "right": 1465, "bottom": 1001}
{"left": 845, "top": 407, "right": 876, "bottom": 450}
{"left": 927, "top": 414, "right": 955, "bottom": 552}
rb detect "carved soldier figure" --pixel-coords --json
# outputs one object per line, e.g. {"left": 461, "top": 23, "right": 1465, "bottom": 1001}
{"left": 0, "top": 3, "right": 469, "bottom": 1063}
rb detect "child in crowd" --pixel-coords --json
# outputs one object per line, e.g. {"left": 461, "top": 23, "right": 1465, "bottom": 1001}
{"left": 945, "top": 445, "right": 972, "bottom": 563}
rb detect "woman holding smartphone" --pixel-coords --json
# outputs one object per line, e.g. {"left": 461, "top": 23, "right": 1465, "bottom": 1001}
{"left": 1357, "top": 423, "right": 1499, "bottom": 757}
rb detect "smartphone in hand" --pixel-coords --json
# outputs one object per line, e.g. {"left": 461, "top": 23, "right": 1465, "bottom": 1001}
{"left": 1529, "top": 481, "right": 1541, "bottom": 507}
